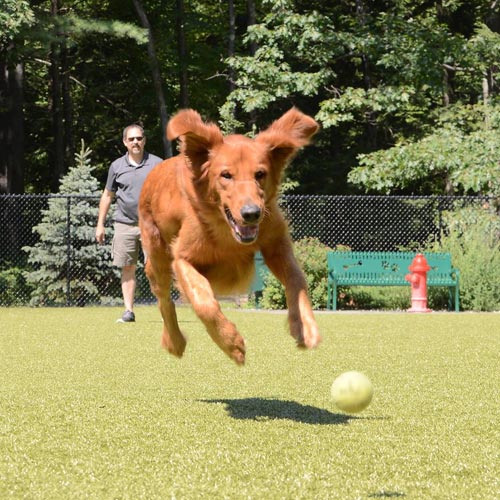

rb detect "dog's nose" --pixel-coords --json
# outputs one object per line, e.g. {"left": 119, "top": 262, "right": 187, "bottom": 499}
{"left": 240, "top": 204, "right": 261, "bottom": 223}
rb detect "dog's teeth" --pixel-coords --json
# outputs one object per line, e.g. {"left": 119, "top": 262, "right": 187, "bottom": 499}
{"left": 236, "top": 224, "right": 258, "bottom": 242}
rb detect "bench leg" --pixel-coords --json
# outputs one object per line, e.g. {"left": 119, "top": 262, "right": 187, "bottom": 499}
{"left": 448, "top": 286, "right": 460, "bottom": 312}
{"left": 254, "top": 290, "right": 263, "bottom": 309}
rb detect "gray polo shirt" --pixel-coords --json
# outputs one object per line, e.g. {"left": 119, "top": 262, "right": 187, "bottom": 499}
{"left": 105, "top": 151, "right": 163, "bottom": 225}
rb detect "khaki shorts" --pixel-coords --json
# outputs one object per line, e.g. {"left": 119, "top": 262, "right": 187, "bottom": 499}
{"left": 112, "top": 222, "right": 142, "bottom": 267}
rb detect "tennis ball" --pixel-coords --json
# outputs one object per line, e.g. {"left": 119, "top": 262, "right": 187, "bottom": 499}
{"left": 331, "top": 371, "right": 373, "bottom": 413}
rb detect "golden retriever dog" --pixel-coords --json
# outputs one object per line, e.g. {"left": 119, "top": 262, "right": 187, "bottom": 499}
{"left": 139, "top": 108, "right": 321, "bottom": 364}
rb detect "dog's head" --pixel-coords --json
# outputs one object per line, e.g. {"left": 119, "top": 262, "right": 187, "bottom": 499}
{"left": 167, "top": 108, "right": 319, "bottom": 244}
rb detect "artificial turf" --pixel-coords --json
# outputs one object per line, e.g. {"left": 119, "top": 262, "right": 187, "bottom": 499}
{"left": 1, "top": 306, "right": 499, "bottom": 499}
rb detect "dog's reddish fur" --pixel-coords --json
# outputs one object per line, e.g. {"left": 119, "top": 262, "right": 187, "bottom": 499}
{"left": 139, "top": 108, "right": 321, "bottom": 364}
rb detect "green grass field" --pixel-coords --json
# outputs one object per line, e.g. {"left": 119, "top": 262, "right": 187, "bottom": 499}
{"left": 1, "top": 306, "right": 499, "bottom": 499}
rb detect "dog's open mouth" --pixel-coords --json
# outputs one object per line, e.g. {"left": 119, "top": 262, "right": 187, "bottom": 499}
{"left": 225, "top": 208, "right": 259, "bottom": 244}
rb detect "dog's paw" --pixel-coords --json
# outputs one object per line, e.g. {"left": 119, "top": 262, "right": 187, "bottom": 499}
{"left": 227, "top": 336, "right": 246, "bottom": 365}
{"left": 212, "top": 321, "right": 247, "bottom": 365}
{"left": 161, "top": 329, "right": 187, "bottom": 358}
{"left": 290, "top": 319, "right": 321, "bottom": 350}
{"left": 303, "top": 327, "right": 321, "bottom": 349}
{"left": 295, "top": 335, "right": 321, "bottom": 350}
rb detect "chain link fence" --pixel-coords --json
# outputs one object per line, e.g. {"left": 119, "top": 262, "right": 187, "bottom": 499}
{"left": 0, "top": 194, "right": 495, "bottom": 307}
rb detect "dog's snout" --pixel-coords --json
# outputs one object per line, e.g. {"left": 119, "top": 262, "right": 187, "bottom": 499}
{"left": 240, "top": 204, "right": 261, "bottom": 223}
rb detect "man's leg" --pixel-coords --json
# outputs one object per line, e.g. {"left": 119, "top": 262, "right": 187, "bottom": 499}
{"left": 112, "top": 222, "right": 141, "bottom": 322}
{"left": 121, "top": 264, "right": 137, "bottom": 312}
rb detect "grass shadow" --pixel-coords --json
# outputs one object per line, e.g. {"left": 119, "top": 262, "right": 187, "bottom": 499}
{"left": 368, "top": 492, "right": 406, "bottom": 498}
{"left": 200, "top": 397, "right": 355, "bottom": 425}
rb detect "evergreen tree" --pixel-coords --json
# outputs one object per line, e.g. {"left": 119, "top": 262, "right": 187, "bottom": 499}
{"left": 23, "top": 140, "right": 120, "bottom": 305}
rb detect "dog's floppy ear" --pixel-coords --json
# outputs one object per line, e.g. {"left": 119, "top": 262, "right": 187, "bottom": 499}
{"left": 167, "top": 109, "right": 224, "bottom": 169}
{"left": 255, "top": 107, "right": 319, "bottom": 171}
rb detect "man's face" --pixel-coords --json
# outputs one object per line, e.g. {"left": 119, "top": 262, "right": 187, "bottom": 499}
{"left": 123, "top": 127, "right": 146, "bottom": 157}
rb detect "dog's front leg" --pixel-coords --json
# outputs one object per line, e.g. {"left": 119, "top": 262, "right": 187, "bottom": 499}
{"left": 173, "top": 258, "right": 246, "bottom": 365}
{"left": 263, "top": 246, "right": 321, "bottom": 350}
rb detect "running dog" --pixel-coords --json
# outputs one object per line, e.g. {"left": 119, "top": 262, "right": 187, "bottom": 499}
{"left": 139, "top": 108, "right": 321, "bottom": 364}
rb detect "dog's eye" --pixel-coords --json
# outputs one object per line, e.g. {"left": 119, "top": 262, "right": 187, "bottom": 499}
{"left": 255, "top": 170, "right": 266, "bottom": 181}
{"left": 221, "top": 171, "right": 232, "bottom": 180}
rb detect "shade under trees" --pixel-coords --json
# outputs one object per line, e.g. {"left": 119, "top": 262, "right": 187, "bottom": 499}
{"left": 1, "top": 0, "right": 500, "bottom": 197}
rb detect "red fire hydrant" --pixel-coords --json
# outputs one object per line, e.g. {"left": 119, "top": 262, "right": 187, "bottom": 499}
{"left": 405, "top": 253, "right": 432, "bottom": 313}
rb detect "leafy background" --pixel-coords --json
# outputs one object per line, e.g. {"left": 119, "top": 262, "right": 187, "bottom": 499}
{"left": 2, "top": 0, "right": 500, "bottom": 197}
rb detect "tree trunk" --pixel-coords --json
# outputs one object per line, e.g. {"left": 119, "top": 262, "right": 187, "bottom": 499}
{"left": 247, "top": 0, "right": 257, "bottom": 57}
{"left": 61, "top": 41, "right": 74, "bottom": 166}
{"left": 0, "top": 58, "right": 25, "bottom": 194}
{"left": 228, "top": 0, "right": 236, "bottom": 94}
{"left": 132, "top": 0, "right": 172, "bottom": 158}
{"left": 50, "top": 0, "right": 65, "bottom": 191}
{"left": 355, "top": 0, "right": 377, "bottom": 148}
{"left": 442, "top": 66, "right": 450, "bottom": 107}
{"left": 482, "top": 73, "right": 489, "bottom": 105}
{"left": 176, "top": 0, "right": 189, "bottom": 108}
{"left": 247, "top": 0, "right": 257, "bottom": 127}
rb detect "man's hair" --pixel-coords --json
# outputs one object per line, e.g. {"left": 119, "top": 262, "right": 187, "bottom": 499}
{"left": 123, "top": 124, "right": 145, "bottom": 140}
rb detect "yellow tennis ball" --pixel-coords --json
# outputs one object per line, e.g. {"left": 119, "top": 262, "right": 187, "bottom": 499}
{"left": 331, "top": 371, "right": 374, "bottom": 413}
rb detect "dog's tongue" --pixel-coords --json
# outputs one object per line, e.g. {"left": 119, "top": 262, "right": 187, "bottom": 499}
{"left": 236, "top": 224, "right": 258, "bottom": 242}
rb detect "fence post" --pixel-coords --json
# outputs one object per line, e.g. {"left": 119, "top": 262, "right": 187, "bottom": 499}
{"left": 66, "top": 196, "right": 72, "bottom": 306}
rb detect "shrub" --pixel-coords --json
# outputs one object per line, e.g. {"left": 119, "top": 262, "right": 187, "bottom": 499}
{"left": 0, "top": 266, "right": 33, "bottom": 306}
{"left": 423, "top": 205, "right": 500, "bottom": 311}
{"left": 336, "top": 285, "right": 407, "bottom": 311}
{"left": 261, "top": 237, "right": 332, "bottom": 310}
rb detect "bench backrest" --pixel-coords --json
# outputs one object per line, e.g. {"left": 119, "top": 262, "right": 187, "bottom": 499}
{"left": 327, "top": 251, "right": 457, "bottom": 285}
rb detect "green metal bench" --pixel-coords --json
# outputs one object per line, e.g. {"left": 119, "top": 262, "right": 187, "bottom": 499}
{"left": 326, "top": 251, "right": 460, "bottom": 311}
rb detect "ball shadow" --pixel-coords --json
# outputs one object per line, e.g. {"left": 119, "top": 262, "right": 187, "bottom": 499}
{"left": 200, "top": 397, "right": 357, "bottom": 425}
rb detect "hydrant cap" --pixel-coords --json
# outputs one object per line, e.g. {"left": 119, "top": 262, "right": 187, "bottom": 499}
{"left": 409, "top": 253, "right": 431, "bottom": 272}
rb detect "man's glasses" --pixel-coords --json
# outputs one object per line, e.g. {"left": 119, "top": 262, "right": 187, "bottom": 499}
{"left": 127, "top": 136, "right": 144, "bottom": 142}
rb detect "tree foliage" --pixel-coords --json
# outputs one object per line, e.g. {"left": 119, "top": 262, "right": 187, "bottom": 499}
{"left": 0, "top": 0, "right": 35, "bottom": 51}
{"left": 23, "top": 141, "right": 119, "bottom": 306}
{"left": 348, "top": 23, "right": 500, "bottom": 196}
{"left": 222, "top": 0, "right": 500, "bottom": 195}
{"left": 2, "top": 0, "right": 500, "bottom": 196}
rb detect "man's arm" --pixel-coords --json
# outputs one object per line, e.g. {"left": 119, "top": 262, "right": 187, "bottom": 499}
{"left": 95, "top": 188, "right": 114, "bottom": 244}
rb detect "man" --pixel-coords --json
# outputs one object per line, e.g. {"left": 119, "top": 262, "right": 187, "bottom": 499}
{"left": 96, "top": 124, "right": 162, "bottom": 322}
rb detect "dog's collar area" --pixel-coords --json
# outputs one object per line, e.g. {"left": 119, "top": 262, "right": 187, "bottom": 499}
{"left": 224, "top": 207, "right": 259, "bottom": 244}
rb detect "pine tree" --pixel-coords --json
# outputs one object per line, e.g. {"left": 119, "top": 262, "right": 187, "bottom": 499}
{"left": 23, "top": 140, "right": 120, "bottom": 305}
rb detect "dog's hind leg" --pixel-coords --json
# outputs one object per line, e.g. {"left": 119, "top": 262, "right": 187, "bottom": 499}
{"left": 173, "top": 258, "right": 246, "bottom": 365}
{"left": 159, "top": 298, "right": 186, "bottom": 357}
{"left": 141, "top": 215, "right": 187, "bottom": 358}
{"left": 145, "top": 258, "right": 187, "bottom": 358}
